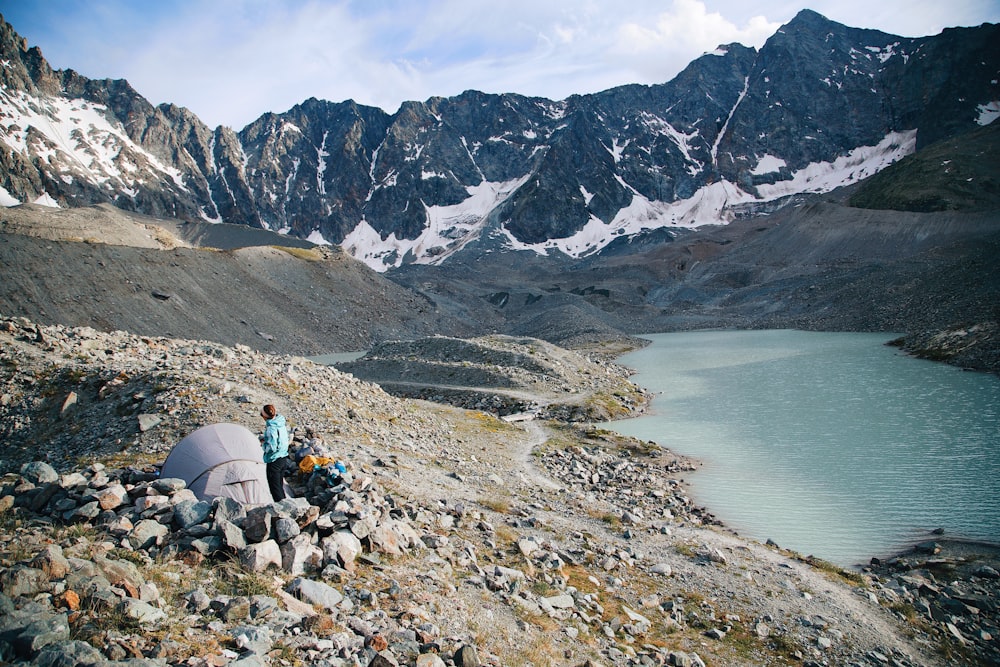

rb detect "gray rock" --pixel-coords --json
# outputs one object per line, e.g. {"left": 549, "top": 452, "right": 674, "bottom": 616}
{"left": 20, "top": 461, "right": 58, "bottom": 484}
{"left": 650, "top": 563, "right": 673, "bottom": 576}
{"left": 67, "top": 500, "right": 100, "bottom": 522}
{"left": 232, "top": 624, "right": 274, "bottom": 655}
{"left": 119, "top": 597, "right": 167, "bottom": 624}
{"left": 185, "top": 588, "right": 211, "bottom": 612}
{"left": 453, "top": 644, "right": 481, "bottom": 667}
{"left": 59, "top": 472, "right": 88, "bottom": 488}
{"left": 287, "top": 577, "right": 344, "bottom": 611}
{"left": 173, "top": 499, "right": 212, "bottom": 529}
{"left": 13, "top": 612, "right": 70, "bottom": 657}
{"left": 369, "top": 522, "right": 402, "bottom": 555}
{"left": 218, "top": 519, "right": 247, "bottom": 550}
{"left": 152, "top": 477, "right": 187, "bottom": 494}
{"left": 239, "top": 541, "right": 283, "bottom": 573}
{"left": 137, "top": 414, "right": 162, "bottom": 432}
{"left": 190, "top": 535, "right": 224, "bottom": 555}
{"left": 274, "top": 516, "right": 300, "bottom": 543}
{"left": 94, "top": 484, "right": 127, "bottom": 510}
{"left": 322, "top": 531, "right": 362, "bottom": 569}
{"left": 32, "top": 639, "right": 105, "bottom": 666}
{"left": 244, "top": 506, "right": 275, "bottom": 543}
{"left": 281, "top": 534, "right": 323, "bottom": 575}
{"left": 213, "top": 496, "right": 247, "bottom": 526}
{"left": 1, "top": 566, "right": 50, "bottom": 598}
{"left": 129, "top": 519, "right": 170, "bottom": 550}
{"left": 542, "top": 594, "right": 576, "bottom": 609}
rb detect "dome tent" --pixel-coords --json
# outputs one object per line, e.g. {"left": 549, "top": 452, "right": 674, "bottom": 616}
{"left": 161, "top": 423, "right": 273, "bottom": 504}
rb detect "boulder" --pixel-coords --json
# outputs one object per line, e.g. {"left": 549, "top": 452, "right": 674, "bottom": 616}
{"left": 286, "top": 577, "right": 344, "bottom": 612}
{"left": 20, "top": 461, "right": 58, "bottom": 485}
{"left": 281, "top": 534, "right": 324, "bottom": 575}
{"left": 322, "top": 531, "right": 363, "bottom": 571}
{"left": 130, "top": 519, "right": 169, "bottom": 550}
{"left": 239, "top": 541, "right": 283, "bottom": 573}
{"left": 31, "top": 545, "right": 70, "bottom": 580}
{"left": 173, "top": 499, "right": 212, "bottom": 529}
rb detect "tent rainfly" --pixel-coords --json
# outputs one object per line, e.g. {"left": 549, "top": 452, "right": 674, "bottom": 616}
{"left": 160, "top": 423, "right": 273, "bottom": 504}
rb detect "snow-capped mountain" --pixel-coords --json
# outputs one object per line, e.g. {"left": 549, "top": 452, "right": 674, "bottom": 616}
{"left": 1, "top": 10, "right": 998, "bottom": 272}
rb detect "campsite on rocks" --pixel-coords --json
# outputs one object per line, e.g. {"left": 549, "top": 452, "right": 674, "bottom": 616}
{"left": 1, "top": 5, "right": 999, "bottom": 667}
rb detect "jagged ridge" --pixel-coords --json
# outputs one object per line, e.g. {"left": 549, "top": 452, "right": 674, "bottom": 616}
{"left": 1, "top": 11, "right": 997, "bottom": 271}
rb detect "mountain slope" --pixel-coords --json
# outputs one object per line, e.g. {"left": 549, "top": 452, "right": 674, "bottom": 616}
{"left": 848, "top": 121, "right": 1000, "bottom": 212}
{"left": 1, "top": 11, "right": 997, "bottom": 271}
{"left": 0, "top": 204, "right": 464, "bottom": 354}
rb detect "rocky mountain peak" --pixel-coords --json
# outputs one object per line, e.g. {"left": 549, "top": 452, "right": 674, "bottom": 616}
{"left": 0, "top": 13, "right": 997, "bottom": 271}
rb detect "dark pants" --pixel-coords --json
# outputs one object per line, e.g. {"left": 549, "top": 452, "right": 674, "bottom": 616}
{"left": 266, "top": 457, "right": 287, "bottom": 502}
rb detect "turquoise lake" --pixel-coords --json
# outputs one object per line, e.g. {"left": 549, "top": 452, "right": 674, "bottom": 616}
{"left": 602, "top": 330, "right": 1000, "bottom": 567}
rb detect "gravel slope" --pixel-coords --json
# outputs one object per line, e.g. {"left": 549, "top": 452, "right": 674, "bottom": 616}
{"left": 3, "top": 317, "right": 995, "bottom": 666}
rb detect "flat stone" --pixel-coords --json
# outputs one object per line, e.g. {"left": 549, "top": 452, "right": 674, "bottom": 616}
{"left": 287, "top": 577, "right": 344, "bottom": 612}
{"left": 152, "top": 477, "right": 187, "bottom": 494}
{"left": 119, "top": 597, "right": 167, "bottom": 624}
{"left": 543, "top": 594, "right": 576, "bottom": 609}
{"left": 137, "top": 414, "right": 162, "bottom": 432}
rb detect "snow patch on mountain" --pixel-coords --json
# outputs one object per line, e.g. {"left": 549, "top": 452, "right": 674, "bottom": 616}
{"left": 977, "top": 102, "right": 1000, "bottom": 126}
{"left": 505, "top": 180, "right": 754, "bottom": 258}
{"left": 752, "top": 154, "right": 787, "bottom": 175}
{"left": 345, "top": 129, "right": 919, "bottom": 267}
{"left": 0, "top": 185, "right": 18, "bottom": 207}
{"left": 0, "top": 90, "right": 187, "bottom": 203}
{"left": 756, "top": 130, "right": 916, "bottom": 200}
{"left": 343, "top": 176, "right": 529, "bottom": 272}
{"left": 306, "top": 229, "right": 331, "bottom": 245}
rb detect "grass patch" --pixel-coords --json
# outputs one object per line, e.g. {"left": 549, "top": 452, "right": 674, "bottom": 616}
{"left": 216, "top": 557, "right": 277, "bottom": 597}
{"left": 795, "top": 553, "right": 866, "bottom": 586}
{"left": 274, "top": 246, "right": 325, "bottom": 261}
{"left": 479, "top": 496, "right": 512, "bottom": 514}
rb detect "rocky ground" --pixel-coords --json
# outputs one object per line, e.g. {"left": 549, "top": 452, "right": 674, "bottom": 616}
{"left": 334, "top": 336, "right": 649, "bottom": 422}
{"left": 2, "top": 317, "right": 998, "bottom": 666}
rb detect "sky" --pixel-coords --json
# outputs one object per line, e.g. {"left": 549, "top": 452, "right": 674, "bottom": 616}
{"left": 4, "top": 0, "right": 998, "bottom": 129}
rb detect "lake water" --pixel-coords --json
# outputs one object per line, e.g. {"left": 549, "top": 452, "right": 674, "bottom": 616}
{"left": 603, "top": 330, "right": 1000, "bottom": 567}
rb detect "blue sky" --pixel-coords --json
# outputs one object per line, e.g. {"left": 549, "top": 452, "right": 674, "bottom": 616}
{"left": 4, "top": 0, "right": 998, "bottom": 129}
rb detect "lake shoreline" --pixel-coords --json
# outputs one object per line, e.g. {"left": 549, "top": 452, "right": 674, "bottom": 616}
{"left": 604, "top": 329, "right": 1000, "bottom": 569}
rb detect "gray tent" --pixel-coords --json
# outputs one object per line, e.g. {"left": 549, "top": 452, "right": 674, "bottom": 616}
{"left": 160, "top": 423, "right": 272, "bottom": 504}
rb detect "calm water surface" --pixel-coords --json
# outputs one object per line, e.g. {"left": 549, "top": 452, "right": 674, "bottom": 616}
{"left": 603, "top": 330, "right": 1000, "bottom": 566}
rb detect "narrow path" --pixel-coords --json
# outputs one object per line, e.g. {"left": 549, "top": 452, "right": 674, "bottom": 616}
{"left": 510, "top": 420, "right": 562, "bottom": 491}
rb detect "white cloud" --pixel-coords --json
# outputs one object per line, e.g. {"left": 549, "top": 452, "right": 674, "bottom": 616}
{"left": 611, "top": 0, "right": 780, "bottom": 82}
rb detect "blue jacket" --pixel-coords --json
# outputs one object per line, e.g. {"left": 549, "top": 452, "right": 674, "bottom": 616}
{"left": 262, "top": 414, "right": 290, "bottom": 463}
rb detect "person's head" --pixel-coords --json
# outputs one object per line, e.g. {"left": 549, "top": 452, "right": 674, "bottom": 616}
{"left": 261, "top": 404, "right": 277, "bottom": 420}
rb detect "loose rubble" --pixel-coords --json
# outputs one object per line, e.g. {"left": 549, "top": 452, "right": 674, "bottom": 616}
{"left": 1, "top": 315, "right": 995, "bottom": 666}
{"left": 335, "top": 336, "right": 649, "bottom": 421}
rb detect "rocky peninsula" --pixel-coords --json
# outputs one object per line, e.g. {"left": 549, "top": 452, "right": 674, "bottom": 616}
{"left": 1, "top": 316, "right": 998, "bottom": 666}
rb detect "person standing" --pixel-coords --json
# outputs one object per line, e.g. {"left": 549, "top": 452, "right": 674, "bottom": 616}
{"left": 260, "top": 404, "right": 290, "bottom": 502}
